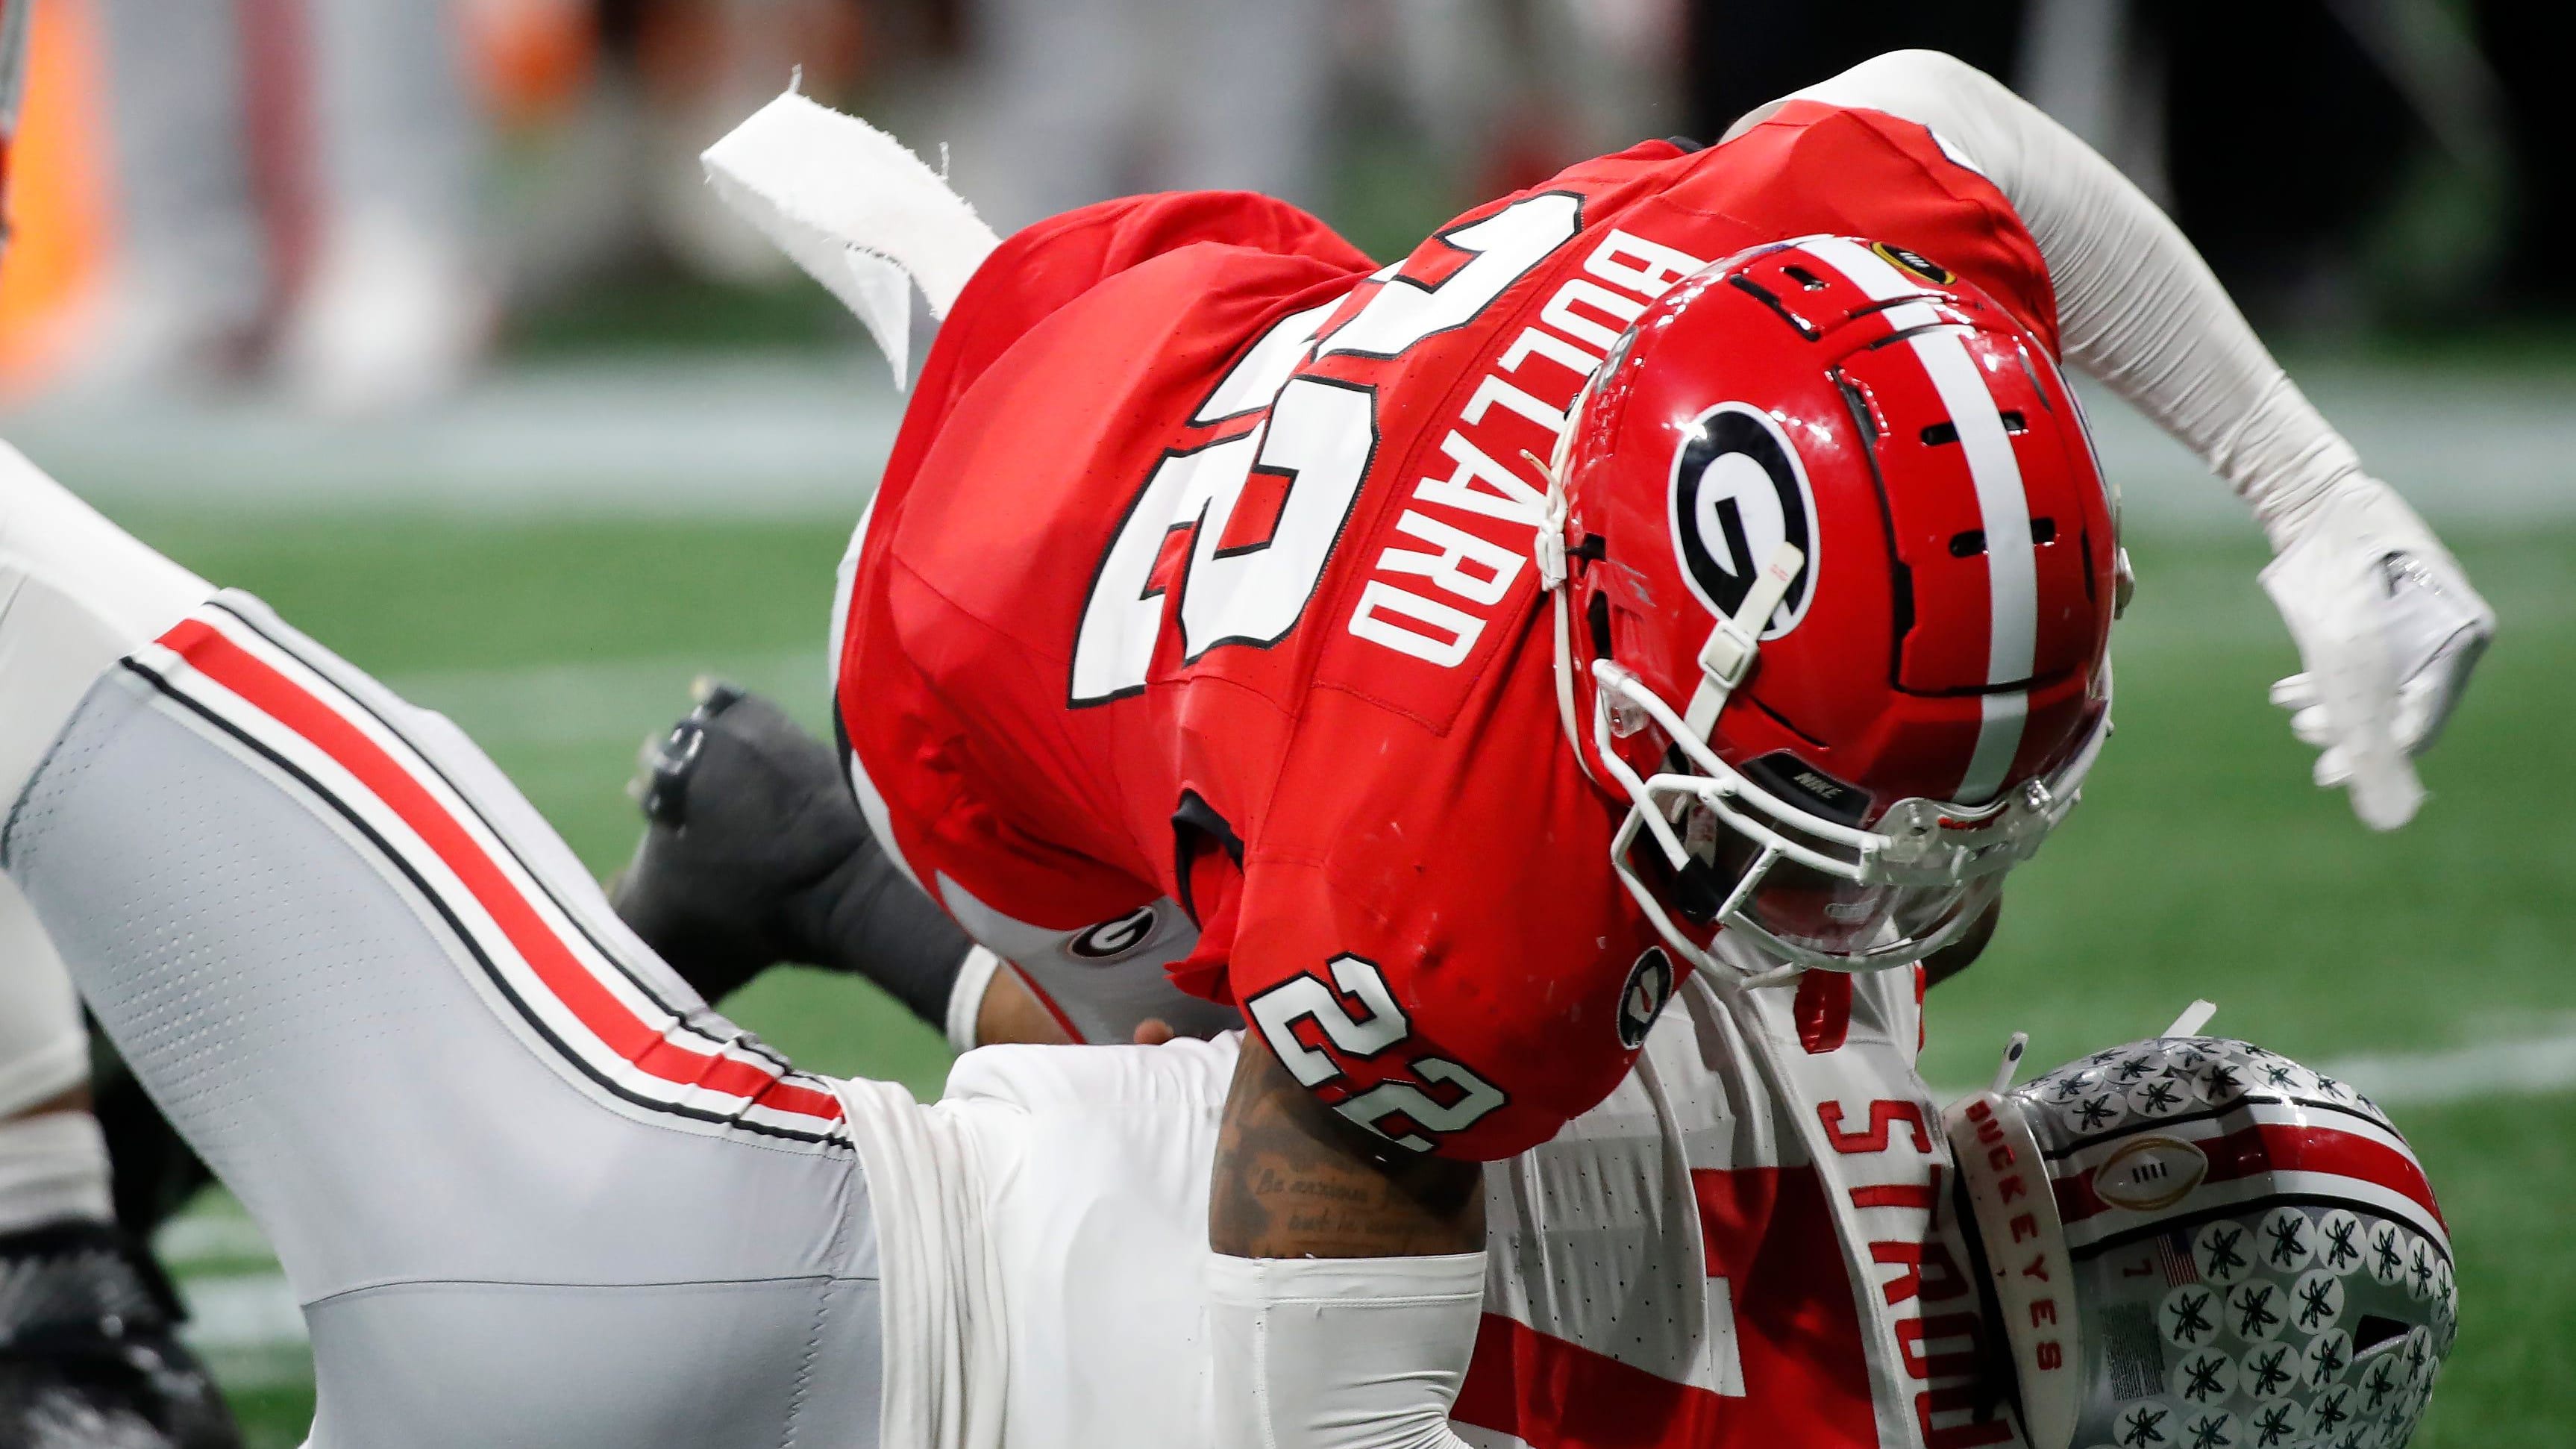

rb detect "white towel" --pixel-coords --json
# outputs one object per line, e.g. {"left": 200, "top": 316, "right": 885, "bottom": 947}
{"left": 701, "top": 89, "right": 1000, "bottom": 384}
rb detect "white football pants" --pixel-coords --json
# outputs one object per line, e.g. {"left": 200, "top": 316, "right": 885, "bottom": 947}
{"left": 0, "top": 448, "right": 885, "bottom": 1445}
{"left": 0, "top": 877, "right": 88, "bottom": 1120}
{"left": 0, "top": 442, "right": 212, "bottom": 1121}
{"left": 0, "top": 448, "right": 1240, "bottom": 1448}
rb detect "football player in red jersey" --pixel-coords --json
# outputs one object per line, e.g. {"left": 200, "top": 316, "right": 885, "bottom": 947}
{"left": 0, "top": 46, "right": 2486, "bottom": 1448}
{"left": 642, "top": 46, "right": 2492, "bottom": 1446}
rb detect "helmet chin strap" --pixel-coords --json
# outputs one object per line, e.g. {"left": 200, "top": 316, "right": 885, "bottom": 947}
{"left": 1535, "top": 442, "right": 1808, "bottom": 787}
{"left": 1535, "top": 457, "right": 1843, "bottom": 990}
{"left": 1683, "top": 542, "right": 1806, "bottom": 743}
{"left": 1579, "top": 537, "right": 1822, "bottom": 993}
{"left": 1533, "top": 463, "right": 1593, "bottom": 785}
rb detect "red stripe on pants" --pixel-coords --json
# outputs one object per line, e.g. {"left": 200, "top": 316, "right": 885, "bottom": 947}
{"left": 158, "top": 618, "right": 843, "bottom": 1127}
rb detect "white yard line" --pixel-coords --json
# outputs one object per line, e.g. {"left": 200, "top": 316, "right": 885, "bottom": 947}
{"left": 1935, "top": 1029, "right": 2576, "bottom": 1110}
{"left": 178, "top": 1274, "right": 310, "bottom": 1348}
{"left": 155, "top": 1212, "right": 275, "bottom": 1266}
{"left": 9, "top": 357, "right": 2572, "bottom": 525}
{"left": 7, "top": 357, "right": 903, "bottom": 519}
{"left": 2073, "top": 365, "right": 2576, "bottom": 531}
{"left": 2320, "top": 1032, "right": 2576, "bottom": 1107}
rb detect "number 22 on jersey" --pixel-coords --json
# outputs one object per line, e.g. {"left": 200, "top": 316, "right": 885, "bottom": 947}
{"left": 1068, "top": 194, "right": 1584, "bottom": 705}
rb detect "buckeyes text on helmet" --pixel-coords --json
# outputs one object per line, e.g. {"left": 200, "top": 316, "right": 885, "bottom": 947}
{"left": 1946, "top": 1031, "right": 2454, "bottom": 1449}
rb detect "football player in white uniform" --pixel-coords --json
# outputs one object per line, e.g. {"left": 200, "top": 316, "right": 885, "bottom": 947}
{"left": 0, "top": 48, "right": 2484, "bottom": 1449}
{"left": 0, "top": 545, "right": 2463, "bottom": 1446}
{"left": 0, "top": 593, "right": 2465, "bottom": 1448}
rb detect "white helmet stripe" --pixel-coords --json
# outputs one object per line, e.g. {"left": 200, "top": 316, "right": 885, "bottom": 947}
{"left": 1902, "top": 326, "right": 2039, "bottom": 687}
{"left": 1961, "top": 689, "right": 2028, "bottom": 807}
{"left": 1796, "top": 237, "right": 2041, "bottom": 802}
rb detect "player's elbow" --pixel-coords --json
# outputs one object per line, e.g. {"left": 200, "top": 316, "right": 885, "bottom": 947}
{"left": 1811, "top": 48, "right": 2031, "bottom": 131}
{"left": 1731, "top": 48, "right": 2028, "bottom": 152}
{"left": 1844, "top": 48, "right": 2008, "bottom": 99}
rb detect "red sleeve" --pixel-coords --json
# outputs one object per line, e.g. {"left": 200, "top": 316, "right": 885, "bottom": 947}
{"left": 1223, "top": 856, "right": 1652, "bottom": 1162}
{"left": 1693, "top": 100, "right": 2061, "bottom": 355}
{"left": 1214, "top": 666, "right": 1664, "bottom": 1162}
{"left": 888, "top": 193, "right": 1373, "bottom": 499}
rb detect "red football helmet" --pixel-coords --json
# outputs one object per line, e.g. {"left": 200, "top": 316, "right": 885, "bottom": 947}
{"left": 1535, "top": 235, "right": 2120, "bottom": 975}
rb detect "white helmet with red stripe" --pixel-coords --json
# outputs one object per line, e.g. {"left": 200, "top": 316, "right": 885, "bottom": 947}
{"left": 1536, "top": 234, "right": 2119, "bottom": 977}
{"left": 1946, "top": 1024, "right": 2455, "bottom": 1449}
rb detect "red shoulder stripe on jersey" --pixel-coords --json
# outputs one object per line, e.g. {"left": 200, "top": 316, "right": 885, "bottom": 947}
{"left": 142, "top": 609, "right": 848, "bottom": 1142}
{"left": 1456, "top": 1312, "right": 1731, "bottom": 1447}
{"left": 1457, "top": 1301, "right": 1892, "bottom": 1448}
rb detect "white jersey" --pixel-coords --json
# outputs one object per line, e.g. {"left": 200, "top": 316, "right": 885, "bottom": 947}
{"left": 847, "top": 944, "right": 2027, "bottom": 1449}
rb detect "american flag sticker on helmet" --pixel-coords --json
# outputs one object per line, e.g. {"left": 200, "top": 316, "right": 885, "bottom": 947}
{"left": 2156, "top": 1230, "right": 2202, "bottom": 1287}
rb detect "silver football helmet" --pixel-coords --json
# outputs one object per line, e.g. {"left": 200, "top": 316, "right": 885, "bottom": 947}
{"left": 1945, "top": 1018, "right": 2454, "bottom": 1449}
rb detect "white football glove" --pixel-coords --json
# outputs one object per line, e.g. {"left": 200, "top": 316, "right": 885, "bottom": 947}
{"left": 2258, "top": 481, "right": 2493, "bottom": 830}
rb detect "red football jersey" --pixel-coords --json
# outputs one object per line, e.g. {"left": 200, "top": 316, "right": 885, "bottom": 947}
{"left": 836, "top": 101, "right": 2058, "bottom": 1158}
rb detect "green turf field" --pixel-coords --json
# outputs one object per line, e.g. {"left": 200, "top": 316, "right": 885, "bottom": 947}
{"left": 104, "top": 505, "right": 2572, "bottom": 1447}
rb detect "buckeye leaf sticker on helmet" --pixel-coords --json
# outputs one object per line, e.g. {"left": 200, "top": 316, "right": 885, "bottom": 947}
{"left": 1944, "top": 1028, "right": 2457, "bottom": 1449}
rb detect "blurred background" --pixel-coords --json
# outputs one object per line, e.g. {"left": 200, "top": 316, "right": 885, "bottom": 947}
{"left": 7, "top": 0, "right": 2576, "bottom": 414}
{"left": 1, "top": 0, "right": 2571, "bottom": 1444}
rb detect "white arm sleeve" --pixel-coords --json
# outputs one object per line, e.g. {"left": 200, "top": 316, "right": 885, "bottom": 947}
{"left": 702, "top": 89, "right": 999, "bottom": 386}
{"left": 1726, "top": 51, "right": 2496, "bottom": 830}
{"left": 944, "top": 945, "right": 1006, "bottom": 1052}
{"left": 1726, "top": 48, "right": 2357, "bottom": 551}
{"left": 1209, "top": 1251, "right": 1486, "bottom": 1449}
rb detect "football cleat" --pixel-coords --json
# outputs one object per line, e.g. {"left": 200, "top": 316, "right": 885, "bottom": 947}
{"left": 0, "top": 1220, "right": 241, "bottom": 1449}
{"left": 1538, "top": 235, "right": 2116, "bottom": 976}
{"left": 1947, "top": 1022, "right": 2453, "bottom": 1449}
{"left": 611, "top": 683, "right": 974, "bottom": 1024}
{"left": 611, "top": 683, "right": 875, "bottom": 1003}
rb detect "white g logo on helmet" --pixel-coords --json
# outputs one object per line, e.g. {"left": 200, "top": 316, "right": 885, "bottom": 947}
{"left": 1666, "top": 402, "right": 1818, "bottom": 639}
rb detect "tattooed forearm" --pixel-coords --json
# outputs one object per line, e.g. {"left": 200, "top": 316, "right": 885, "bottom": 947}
{"left": 1209, "top": 1030, "right": 1485, "bottom": 1259}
